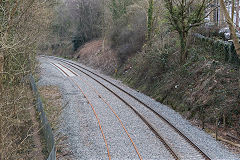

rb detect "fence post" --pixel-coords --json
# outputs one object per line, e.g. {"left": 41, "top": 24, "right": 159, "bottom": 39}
{"left": 0, "top": 54, "right": 3, "bottom": 157}
{"left": 0, "top": 55, "right": 4, "bottom": 90}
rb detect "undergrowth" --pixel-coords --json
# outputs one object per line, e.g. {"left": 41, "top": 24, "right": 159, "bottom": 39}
{"left": 0, "top": 84, "right": 36, "bottom": 159}
{"left": 116, "top": 35, "right": 240, "bottom": 135}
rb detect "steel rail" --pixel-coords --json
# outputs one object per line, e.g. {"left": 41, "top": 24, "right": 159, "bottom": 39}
{"left": 58, "top": 63, "right": 143, "bottom": 160}
{"left": 50, "top": 62, "right": 111, "bottom": 160}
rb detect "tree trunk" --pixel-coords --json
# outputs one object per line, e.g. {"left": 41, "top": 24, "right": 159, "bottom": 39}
{"left": 220, "top": 0, "right": 240, "bottom": 55}
{"left": 232, "top": 0, "right": 235, "bottom": 22}
{"left": 220, "top": 2, "right": 225, "bottom": 27}
{"left": 237, "top": 0, "right": 239, "bottom": 28}
{"left": 214, "top": 0, "right": 219, "bottom": 24}
{"left": 180, "top": 32, "right": 188, "bottom": 63}
{"left": 210, "top": 6, "right": 214, "bottom": 23}
{"left": 147, "top": 0, "right": 154, "bottom": 41}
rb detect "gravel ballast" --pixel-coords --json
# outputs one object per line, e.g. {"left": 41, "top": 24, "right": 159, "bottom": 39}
{"left": 38, "top": 56, "right": 240, "bottom": 160}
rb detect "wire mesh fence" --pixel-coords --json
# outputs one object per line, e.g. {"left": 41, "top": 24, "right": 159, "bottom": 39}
{"left": 29, "top": 74, "right": 56, "bottom": 160}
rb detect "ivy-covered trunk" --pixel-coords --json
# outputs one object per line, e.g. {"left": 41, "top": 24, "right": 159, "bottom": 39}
{"left": 147, "top": 0, "right": 154, "bottom": 41}
{"left": 180, "top": 31, "right": 188, "bottom": 64}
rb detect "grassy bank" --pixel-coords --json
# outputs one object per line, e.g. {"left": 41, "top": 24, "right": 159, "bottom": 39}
{"left": 117, "top": 41, "right": 240, "bottom": 129}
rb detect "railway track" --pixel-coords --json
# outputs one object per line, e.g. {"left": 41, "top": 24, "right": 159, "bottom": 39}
{"left": 51, "top": 62, "right": 144, "bottom": 160}
{"left": 51, "top": 61, "right": 178, "bottom": 160}
{"left": 43, "top": 55, "right": 211, "bottom": 160}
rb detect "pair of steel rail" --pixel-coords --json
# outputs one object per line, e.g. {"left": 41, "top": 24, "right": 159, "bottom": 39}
{"left": 44, "top": 55, "right": 211, "bottom": 160}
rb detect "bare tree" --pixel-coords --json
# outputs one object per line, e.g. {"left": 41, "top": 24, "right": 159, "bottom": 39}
{"left": 220, "top": 0, "right": 240, "bottom": 55}
{"left": 232, "top": 0, "right": 235, "bottom": 21}
{"left": 52, "top": 0, "right": 103, "bottom": 51}
{"left": 236, "top": 0, "right": 239, "bottom": 28}
{"left": 164, "top": 0, "right": 213, "bottom": 64}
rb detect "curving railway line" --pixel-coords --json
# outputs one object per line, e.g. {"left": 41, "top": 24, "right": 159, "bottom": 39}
{"left": 42, "top": 55, "right": 212, "bottom": 160}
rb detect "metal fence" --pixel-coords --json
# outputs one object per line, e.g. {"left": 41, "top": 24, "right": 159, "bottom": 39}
{"left": 29, "top": 74, "right": 56, "bottom": 160}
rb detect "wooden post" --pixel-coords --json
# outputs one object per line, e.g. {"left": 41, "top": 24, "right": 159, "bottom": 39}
{"left": 223, "top": 114, "right": 226, "bottom": 129}
{"left": 215, "top": 117, "right": 219, "bottom": 141}
{"left": 0, "top": 54, "right": 2, "bottom": 159}
{"left": 0, "top": 55, "right": 4, "bottom": 90}
{"left": 214, "top": 107, "right": 220, "bottom": 141}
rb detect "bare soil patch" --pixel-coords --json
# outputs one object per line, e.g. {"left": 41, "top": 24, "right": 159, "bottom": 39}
{"left": 75, "top": 39, "right": 118, "bottom": 74}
